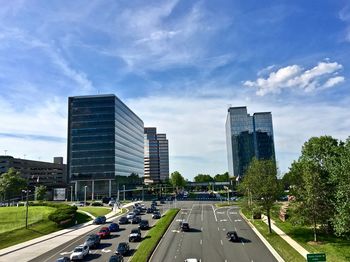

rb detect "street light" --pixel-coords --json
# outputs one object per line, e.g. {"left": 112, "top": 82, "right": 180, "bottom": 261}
{"left": 70, "top": 185, "right": 73, "bottom": 202}
{"left": 123, "top": 185, "right": 125, "bottom": 201}
{"left": 84, "top": 186, "right": 87, "bottom": 206}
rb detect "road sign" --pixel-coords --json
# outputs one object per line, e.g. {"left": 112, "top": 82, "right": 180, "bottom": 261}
{"left": 307, "top": 253, "right": 326, "bottom": 262}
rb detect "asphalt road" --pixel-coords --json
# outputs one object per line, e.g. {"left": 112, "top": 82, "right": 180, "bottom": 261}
{"left": 30, "top": 202, "right": 171, "bottom": 262}
{"left": 150, "top": 201, "right": 278, "bottom": 262}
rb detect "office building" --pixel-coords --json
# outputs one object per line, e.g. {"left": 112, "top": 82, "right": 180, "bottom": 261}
{"left": 0, "top": 156, "right": 67, "bottom": 188}
{"left": 225, "top": 106, "right": 275, "bottom": 178}
{"left": 144, "top": 127, "right": 169, "bottom": 184}
{"left": 67, "top": 94, "right": 144, "bottom": 200}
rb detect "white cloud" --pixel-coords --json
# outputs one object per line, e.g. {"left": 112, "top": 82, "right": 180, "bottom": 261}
{"left": 244, "top": 61, "right": 344, "bottom": 96}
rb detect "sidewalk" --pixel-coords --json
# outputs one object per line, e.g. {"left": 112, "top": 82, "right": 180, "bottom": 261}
{"left": 0, "top": 202, "right": 137, "bottom": 262}
{"left": 261, "top": 214, "right": 309, "bottom": 259}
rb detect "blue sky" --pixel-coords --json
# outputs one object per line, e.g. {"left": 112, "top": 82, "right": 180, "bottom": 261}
{"left": 1, "top": 0, "right": 350, "bottom": 179}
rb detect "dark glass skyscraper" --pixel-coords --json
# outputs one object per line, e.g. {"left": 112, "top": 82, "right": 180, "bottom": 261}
{"left": 225, "top": 106, "right": 275, "bottom": 178}
{"left": 144, "top": 127, "right": 169, "bottom": 184}
{"left": 67, "top": 94, "right": 144, "bottom": 200}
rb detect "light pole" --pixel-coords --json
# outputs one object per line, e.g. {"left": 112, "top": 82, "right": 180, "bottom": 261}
{"left": 84, "top": 186, "right": 87, "bottom": 206}
{"left": 123, "top": 185, "right": 125, "bottom": 201}
{"left": 70, "top": 186, "right": 73, "bottom": 202}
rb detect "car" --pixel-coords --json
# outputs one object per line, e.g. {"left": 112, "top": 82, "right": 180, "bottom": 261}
{"left": 128, "top": 228, "right": 141, "bottom": 242}
{"left": 126, "top": 212, "right": 135, "bottom": 220}
{"left": 160, "top": 200, "right": 166, "bottom": 204}
{"left": 119, "top": 216, "right": 129, "bottom": 224}
{"left": 152, "top": 211, "right": 161, "bottom": 219}
{"left": 70, "top": 245, "right": 89, "bottom": 260}
{"left": 109, "top": 222, "right": 120, "bottom": 232}
{"left": 138, "top": 219, "right": 149, "bottom": 230}
{"left": 109, "top": 254, "right": 124, "bottom": 262}
{"left": 97, "top": 227, "right": 110, "bottom": 238}
{"left": 180, "top": 221, "right": 190, "bottom": 231}
{"left": 133, "top": 208, "right": 141, "bottom": 215}
{"left": 83, "top": 234, "right": 100, "bottom": 248}
{"left": 93, "top": 216, "right": 107, "bottom": 224}
{"left": 116, "top": 242, "right": 130, "bottom": 256}
{"left": 131, "top": 216, "right": 141, "bottom": 224}
{"left": 226, "top": 231, "right": 239, "bottom": 242}
{"left": 70, "top": 202, "right": 84, "bottom": 207}
{"left": 152, "top": 200, "right": 157, "bottom": 206}
{"left": 146, "top": 208, "right": 154, "bottom": 213}
{"left": 108, "top": 200, "right": 116, "bottom": 206}
{"left": 56, "top": 257, "right": 70, "bottom": 262}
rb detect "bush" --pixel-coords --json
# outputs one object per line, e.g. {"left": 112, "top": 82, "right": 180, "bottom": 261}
{"left": 90, "top": 202, "right": 103, "bottom": 206}
{"left": 48, "top": 205, "right": 77, "bottom": 225}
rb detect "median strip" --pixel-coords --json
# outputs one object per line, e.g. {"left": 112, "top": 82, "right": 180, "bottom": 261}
{"left": 130, "top": 208, "right": 180, "bottom": 262}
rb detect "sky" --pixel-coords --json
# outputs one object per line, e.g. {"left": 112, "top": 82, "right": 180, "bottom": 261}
{"left": 1, "top": 0, "right": 350, "bottom": 180}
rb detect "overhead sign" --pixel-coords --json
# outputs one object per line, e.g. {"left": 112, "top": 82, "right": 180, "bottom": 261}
{"left": 307, "top": 253, "right": 326, "bottom": 262}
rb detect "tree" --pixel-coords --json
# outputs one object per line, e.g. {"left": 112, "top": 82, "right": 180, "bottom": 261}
{"left": 35, "top": 185, "right": 47, "bottom": 201}
{"left": 0, "top": 168, "right": 26, "bottom": 201}
{"left": 214, "top": 172, "right": 229, "bottom": 182}
{"left": 241, "top": 158, "right": 280, "bottom": 233}
{"left": 170, "top": 171, "right": 186, "bottom": 192}
{"left": 331, "top": 138, "right": 350, "bottom": 238}
{"left": 194, "top": 174, "right": 213, "bottom": 183}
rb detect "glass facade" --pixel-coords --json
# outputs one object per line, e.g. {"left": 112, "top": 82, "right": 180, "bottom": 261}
{"left": 67, "top": 95, "right": 144, "bottom": 198}
{"left": 144, "top": 128, "right": 169, "bottom": 184}
{"left": 225, "top": 107, "right": 275, "bottom": 178}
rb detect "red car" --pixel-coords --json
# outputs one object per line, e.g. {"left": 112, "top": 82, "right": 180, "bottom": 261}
{"left": 97, "top": 227, "right": 110, "bottom": 238}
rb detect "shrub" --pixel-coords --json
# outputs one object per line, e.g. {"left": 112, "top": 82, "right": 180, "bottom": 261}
{"left": 48, "top": 205, "right": 77, "bottom": 225}
{"left": 90, "top": 202, "right": 103, "bottom": 206}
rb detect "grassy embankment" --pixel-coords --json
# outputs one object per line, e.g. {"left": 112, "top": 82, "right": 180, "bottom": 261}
{"left": 78, "top": 206, "right": 112, "bottom": 217}
{"left": 269, "top": 203, "right": 350, "bottom": 262}
{"left": 0, "top": 205, "right": 90, "bottom": 250}
{"left": 131, "top": 208, "right": 180, "bottom": 262}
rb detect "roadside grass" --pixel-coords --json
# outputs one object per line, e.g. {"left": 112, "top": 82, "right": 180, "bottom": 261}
{"left": 0, "top": 206, "right": 91, "bottom": 250}
{"left": 241, "top": 208, "right": 305, "bottom": 262}
{"left": 78, "top": 206, "right": 111, "bottom": 217}
{"left": 131, "top": 208, "right": 180, "bottom": 262}
{"left": 0, "top": 206, "right": 56, "bottom": 234}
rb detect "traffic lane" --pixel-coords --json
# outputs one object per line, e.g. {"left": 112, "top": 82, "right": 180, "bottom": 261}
{"left": 227, "top": 207, "right": 278, "bottom": 262}
{"left": 215, "top": 206, "right": 252, "bottom": 262}
{"left": 32, "top": 202, "right": 167, "bottom": 262}
{"left": 149, "top": 203, "right": 195, "bottom": 261}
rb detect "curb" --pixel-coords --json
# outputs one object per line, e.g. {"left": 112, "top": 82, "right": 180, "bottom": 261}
{"left": 240, "top": 210, "right": 285, "bottom": 262}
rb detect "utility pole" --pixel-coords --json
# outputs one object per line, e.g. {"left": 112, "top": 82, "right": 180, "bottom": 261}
{"left": 123, "top": 185, "right": 125, "bottom": 201}
{"left": 84, "top": 186, "right": 87, "bottom": 206}
{"left": 25, "top": 187, "right": 29, "bottom": 229}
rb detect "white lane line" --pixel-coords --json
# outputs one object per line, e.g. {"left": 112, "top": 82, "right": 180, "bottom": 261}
{"left": 201, "top": 204, "right": 204, "bottom": 221}
{"left": 241, "top": 240, "right": 245, "bottom": 246}
{"left": 217, "top": 211, "right": 225, "bottom": 214}
{"left": 221, "top": 240, "right": 223, "bottom": 245}
{"left": 220, "top": 219, "right": 227, "bottom": 222}
{"left": 211, "top": 205, "right": 218, "bottom": 222}
{"left": 187, "top": 204, "right": 195, "bottom": 221}
{"left": 218, "top": 227, "right": 220, "bottom": 231}
{"left": 201, "top": 227, "right": 203, "bottom": 231}
{"left": 227, "top": 208, "right": 233, "bottom": 222}
{"left": 200, "top": 239, "right": 202, "bottom": 245}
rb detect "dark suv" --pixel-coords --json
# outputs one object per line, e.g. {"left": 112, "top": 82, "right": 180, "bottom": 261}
{"left": 180, "top": 221, "right": 190, "bottom": 231}
{"left": 129, "top": 228, "right": 141, "bottom": 242}
{"left": 119, "top": 216, "right": 129, "bottom": 224}
{"left": 116, "top": 242, "right": 130, "bottom": 256}
{"left": 83, "top": 234, "right": 100, "bottom": 248}
{"left": 138, "top": 219, "right": 149, "bottom": 230}
{"left": 93, "top": 216, "right": 106, "bottom": 224}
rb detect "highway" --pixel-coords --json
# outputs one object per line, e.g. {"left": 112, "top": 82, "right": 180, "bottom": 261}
{"left": 30, "top": 202, "right": 170, "bottom": 262}
{"left": 150, "top": 201, "right": 277, "bottom": 262}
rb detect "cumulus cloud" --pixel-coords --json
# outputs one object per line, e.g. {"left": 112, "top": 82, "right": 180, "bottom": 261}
{"left": 244, "top": 61, "right": 345, "bottom": 95}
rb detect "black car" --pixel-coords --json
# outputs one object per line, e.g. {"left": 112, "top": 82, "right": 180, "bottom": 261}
{"left": 83, "top": 234, "right": 100, "bottom": 248}
{"left": 93, "top": 216, "right": 106, "bottom": 224}
{"left": 226, "top": 231, "right": 239, "bottom": 242}
{"left": 133, "top": 208, "right": 141, "bottom": 215}
{"left": 109, "top": 254, "right": 124, "bottom": 262}
{"left": 160, "top": 200, "right": 166, "bottom": 204}
{"left": 56, "top": 257, "right": 70, "bottom": 262}
{"left": 119, "top": 216, "right": 129, "bottom": 224}
{"left": 116, "top": 242, "right": 130, "bottom": 256}
{"left": 129, "top": 228, "right": 141, "bottom": 242}
{"left": 131, "top": 216, "right": 141, "bottom": 224}
{"left": 138, "top": 219, "right": 149, "bottom": 230}
{"left": 146, "top": 208, "right": 154, "bottom": 213}
{"left": 180, "top": 221, "right": 190, "bottom": 231}
{"left": 152, "top": 211, "right": 161, "bottom": 219}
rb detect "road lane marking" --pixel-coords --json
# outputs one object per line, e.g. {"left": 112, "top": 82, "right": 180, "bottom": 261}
{"left": 218, "top": 227, "right": 220, "bottom": 231}
{"left": 176, "top": 219, "right": 183, "bottom": 221}
{"left": 241, "top": 240, "right": 245, "bottom": 245}
{"left": 201, "top": 227, "right": 203, "bottom": 231}
{"left": 200, "top": 239, "right": 202, "bottom": 245}
{"left": 234, "top": 219, "right": 242, "bottom": 222}
{"left": 221, "top": 240, "right": 223, "bottom": 245}
{"left": 59, "top": 251, "right": 72, "bottom": 255}
{"left": 172, "top": 229, "right": 180, "bottom": 233}
{"left": 220, "top": 219, "right": 227, "bottom": 222}
{"left": 217, "top": 211, "right": 225, "bottom": 214}
{"left": 201, "top": 204, "right": 204, "bottom": 221}
{"left": 101, "top": 248, "right": 111, "bottom": 253}
{"left": 222, "top": 228, "right": 226, "bottom": 231}
{"left": 229, "top": 212, "right": 237, "bottom": 214}
{"left": 212, "top": 205, "right": 218, "bottom": 222}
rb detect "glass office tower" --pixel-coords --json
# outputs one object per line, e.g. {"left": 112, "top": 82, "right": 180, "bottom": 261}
{"left": 225, "top": 106, "right": 275, "bottom": 178}
{"left": 67, "top": 94, "right": 144, "bottom": 200}
{"left": 144, "top": 128, "right": 169, "bottom": 184}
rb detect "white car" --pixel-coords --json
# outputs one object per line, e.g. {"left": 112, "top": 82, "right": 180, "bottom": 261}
{"left": 70, "top": 245, "right": 89, "bottom": 260}
{"left": 126, "top": 212, "right": 135, "bottom": 220}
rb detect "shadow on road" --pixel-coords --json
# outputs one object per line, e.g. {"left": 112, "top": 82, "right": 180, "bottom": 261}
{"left": 240, "top": 237, "right": 251, "bottom": 243}
{"left": 99, "top": 243, "right": 112, "bottom": 248}
{"left": 109, "top": 234, "right": 120, "bottom": 239}
{"left": 85, "top": 253, "right": 102, "bottom": 261}
{"left": 188, "top": 228, "right": 202, "bottom": 233}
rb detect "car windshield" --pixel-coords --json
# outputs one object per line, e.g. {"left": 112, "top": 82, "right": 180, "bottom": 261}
{"left": 74, "top": 247, "right": 83, "bottom": 252}
{"left": 131, "top": 229, "right": 139, "bottom": 233}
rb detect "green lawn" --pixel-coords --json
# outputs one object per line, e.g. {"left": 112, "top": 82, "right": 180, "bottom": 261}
{"left": 131, "top": 208, "right": 180, "bottom": 262}
{"left": 78, "top": 206, "right": 111, "bottom": 217}
{"left": 0, "top": 206, "right": 55, "bottom": 234}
